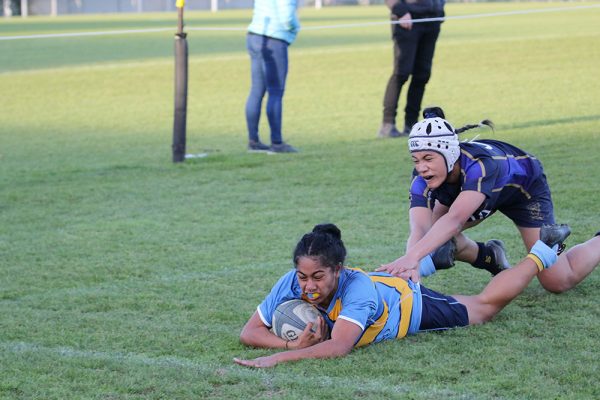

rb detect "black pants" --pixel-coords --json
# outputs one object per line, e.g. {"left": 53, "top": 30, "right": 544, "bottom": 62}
{"left": 382, "top": 22, "right": 441, "bottom": 127}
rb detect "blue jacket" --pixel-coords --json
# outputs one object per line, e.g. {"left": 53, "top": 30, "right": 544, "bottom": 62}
{"left": 248, "top": 0, "right": 300, "bottom": 44}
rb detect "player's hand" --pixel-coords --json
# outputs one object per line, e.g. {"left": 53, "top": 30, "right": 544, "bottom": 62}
{"left": 376, "top": 254, "right": 420, "bottom": 281}
{"left": 399, "top": 12, "right": 413, "bottom": 30}
{"left": 290, "top": 317, "right": 328, "bottom": 350}
{"left": 234, "top": 355, "right": 278, "bottom": 368}
{"left": 398, "top": 268, "right": 421, "bottom": 283}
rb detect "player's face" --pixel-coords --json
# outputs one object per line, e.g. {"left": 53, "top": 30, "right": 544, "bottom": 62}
{"left": 412, "top": 151, "right": 448, "bottom": 189}
{"left": 296, "top": 256, "right": 340, "bottom": 308}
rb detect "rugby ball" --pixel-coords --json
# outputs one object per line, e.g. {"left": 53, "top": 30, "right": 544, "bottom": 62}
{"left": 271, "top": 299, "right": 321, "bottom": 341}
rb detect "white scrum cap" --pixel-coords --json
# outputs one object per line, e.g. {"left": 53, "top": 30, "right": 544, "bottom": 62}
{"left": 408, "top": 117, "right": 460, "bottom": 173}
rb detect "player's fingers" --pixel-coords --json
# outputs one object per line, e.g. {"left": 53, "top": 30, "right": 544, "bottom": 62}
{"left": 233, "top": 358, "right": 251, "bottom": 367}
{"left": 317, "top": 318, "right": 328, "bottom": 341}
{"left": 375, "top": 263, "right": 390, "bottom": 272}
{"left": 398, "top": 270, "right": 411, "bottom": 280}
{"left": 304, "top": 321, "right": 314, "bottom": 334}
{"left": 409, "top": 269, "right": 421, "bottom": 283}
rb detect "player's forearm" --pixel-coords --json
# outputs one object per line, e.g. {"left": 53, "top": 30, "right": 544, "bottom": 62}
{"left": 407, "top": 207, "right": 434, "bottom": 251}
{"left": 407, "top": 213, "right": 463, "bottom": 261}
{"left": 240, "top": 327, "right": 287, "bottom": 349}
{"left": 407, "top": 227, "right": 427, "bottom": 251}
{"left": 273, "top": 339, "right": 353, "bottom": 364}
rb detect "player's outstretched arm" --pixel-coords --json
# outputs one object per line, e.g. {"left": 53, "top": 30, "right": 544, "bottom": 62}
{"left": 378, "top": 191, "right": 485, "bottom": 277}
{"left": 234, "top": 319, "right": 361, "bottom": 368}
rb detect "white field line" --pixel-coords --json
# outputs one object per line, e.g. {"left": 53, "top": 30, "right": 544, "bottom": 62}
{"left": 1, "top": 340, "right": 466, "bottom": 396}
{"left": 301, "top": 4, "right": 600, "bottom": 30}
{"left": 2, "top": 340, "right": 208, "bottom": 370}
{"left": 1, "top": 29, "right": 598, "bottom": 78}
{"left": 0, "top": 4, "right": 598, "bottom": 41}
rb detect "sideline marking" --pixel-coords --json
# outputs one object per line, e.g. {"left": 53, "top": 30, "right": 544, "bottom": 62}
{"left": 0, "top": 5, "right": 598, "bottom": 41}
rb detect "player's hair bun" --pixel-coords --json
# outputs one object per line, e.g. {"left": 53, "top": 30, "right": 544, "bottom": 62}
{"left": 312, "top": 223, "right": 341, "bottom": 240}
{"left": 422, "top": 106, "right": 446, "bottom": 119}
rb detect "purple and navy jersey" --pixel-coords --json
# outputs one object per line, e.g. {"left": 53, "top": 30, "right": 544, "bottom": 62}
{"left": 257, "top": 268, "right": 421, "bottom": 347}
{"left": 410, "top": 139, "right": 552, "bottom": 224}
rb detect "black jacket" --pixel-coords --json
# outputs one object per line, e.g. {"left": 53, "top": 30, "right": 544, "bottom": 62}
{"left": 385, "top": 0, "right": 444, "bottom": 19}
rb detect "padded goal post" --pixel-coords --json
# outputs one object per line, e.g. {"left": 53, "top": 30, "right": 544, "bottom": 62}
{"left": 172, "top": 0, "right": 188, "bottom": 162}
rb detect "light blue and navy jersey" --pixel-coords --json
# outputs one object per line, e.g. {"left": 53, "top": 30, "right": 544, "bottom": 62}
{"left": 409, "top": 139, "right": 553, "bottom": 225}
{"left": 257, "top": 268, "right": 422, "bottom": 347}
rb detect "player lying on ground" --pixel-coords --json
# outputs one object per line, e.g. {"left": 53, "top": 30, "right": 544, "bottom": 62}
{"left": 377, "top": 107, "right": 598, "bottom": 293}
{"left": 234, "top": 223, "right": 599, "bottom": 368}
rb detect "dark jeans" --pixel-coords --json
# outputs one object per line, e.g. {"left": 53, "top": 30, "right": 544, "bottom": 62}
{"left": 382, "top": 22, "right": 441, "bottom": 128}
{"left": 245, "top": 33, "right": 289, "bottom": 145}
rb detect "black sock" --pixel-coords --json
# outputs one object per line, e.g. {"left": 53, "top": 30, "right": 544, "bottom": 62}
{"left": 472, "top": 242, "right": 501, "bottom": 275}
{"left": 595, "top": 231, "right": 600, "bottom": 237}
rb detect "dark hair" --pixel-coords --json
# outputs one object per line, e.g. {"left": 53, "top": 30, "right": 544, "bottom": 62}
{"left": 293, "top": 223, "right": 347, "bottom": 270}
{"left": 422, "top": 106, "right": 495, "bottom": 134}
{"left": 422, "top": 106, "right": 445, "bottom": 119}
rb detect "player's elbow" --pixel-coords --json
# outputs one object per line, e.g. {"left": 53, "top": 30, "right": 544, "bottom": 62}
{"left": 327, "top": 339, "right": 355, "bottom": 358}
{"left": 239, "top": 327, "right": 253, "bottom": 346}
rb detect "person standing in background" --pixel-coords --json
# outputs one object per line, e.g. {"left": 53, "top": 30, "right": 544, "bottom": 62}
{"left": 377, "top": 0, "right": 445, "bottom": 138}
{"left": 245, "top": 0, "right": 300, "bottom": 153}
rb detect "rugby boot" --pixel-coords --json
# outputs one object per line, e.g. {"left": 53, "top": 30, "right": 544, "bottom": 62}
{"left": 484, "top": 239, "right": 511, "bottom": 276}
{"left": 431, "top": 238, "right": 457, "bottom": 270}
{"left": 540, "top": 224, "right": 571, "bottom": 255}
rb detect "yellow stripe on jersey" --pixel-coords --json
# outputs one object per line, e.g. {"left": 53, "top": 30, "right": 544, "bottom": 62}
{"left": 355, "top": 301, "right": 389, "bottom": 347}
{"left": 330, "top": 268, "right": 414, "bottom": 346}
{"left": 368, "top": 275, "right": 413, "bottom": 339}
{"left": 325, "top": 297, "right": 392, "bottom": 348}
{"left": 460, "top": 148, "right": 487, "bottom": 193}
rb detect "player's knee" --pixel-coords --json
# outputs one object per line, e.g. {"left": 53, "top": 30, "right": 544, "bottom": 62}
{"left": 539, "top": 274, "right": 575, "bottom": 294}
{"left": 539, "top": 254, "right": 580, "bottom": 293}
{"left": 468, "top": 296, "right": 498, "bottom": 325}
{"left": 540, "top": 280, "right": 570, "bottom": 294}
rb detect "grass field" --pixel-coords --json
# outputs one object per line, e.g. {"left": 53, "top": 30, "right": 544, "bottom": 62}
{"left": 1, "top": 2, "right": 600, "bottom": 399}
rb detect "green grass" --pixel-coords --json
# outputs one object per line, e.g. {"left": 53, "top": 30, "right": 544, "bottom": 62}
{"left": 1, "top": 2, "right": 600, "bottom": 399}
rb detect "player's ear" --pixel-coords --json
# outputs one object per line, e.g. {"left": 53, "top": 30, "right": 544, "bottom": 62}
{"left": 334, "top": 263, "right": 342, "bottom": 276}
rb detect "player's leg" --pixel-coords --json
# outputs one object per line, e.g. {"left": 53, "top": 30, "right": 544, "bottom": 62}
{"left": 421, "top": 215, "right": 509, "bottom": 276}
{"left": 536, "top": 232, "right": 600, "bottom": 293}
{"left": 452, "top": 220, "right": 510, "bottom": 275}
{"left": 427, "top": 205, "right": 483, "bottom": 270}
{"left": 452, "top": 226, "right": 566, "bottom": 325}
{"left": 516, "top": 226, "right": 540, "bottom": 251}
{"left": 452, "top": 254, "right": 540, "bottom": 325}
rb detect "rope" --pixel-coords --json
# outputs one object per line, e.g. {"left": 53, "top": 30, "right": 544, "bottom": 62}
{"left": 0, "top": 4, "right": 598, "bottom": 41}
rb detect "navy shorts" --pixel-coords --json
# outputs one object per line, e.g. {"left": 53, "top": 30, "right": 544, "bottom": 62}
{"left": 499, "top": 173, "right": 555, "bottom": 228}
{"left": 418, "top": 286, "right": 469, "bottom": 331}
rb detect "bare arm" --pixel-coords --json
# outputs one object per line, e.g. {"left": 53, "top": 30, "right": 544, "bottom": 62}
{"left": 378, "top": 191, "right": 486, "bottom": 277}
{"left": 239, "top": 311, "right": 289, "bottom": 349}
{"left": 234, "top": 319, "right": 362, "bottom": 368}
{"left": 406, "top": 206, "right": 434, "bottom": 250}
{"left": 430, "top": 200, "right": 450, "bottom": 224}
